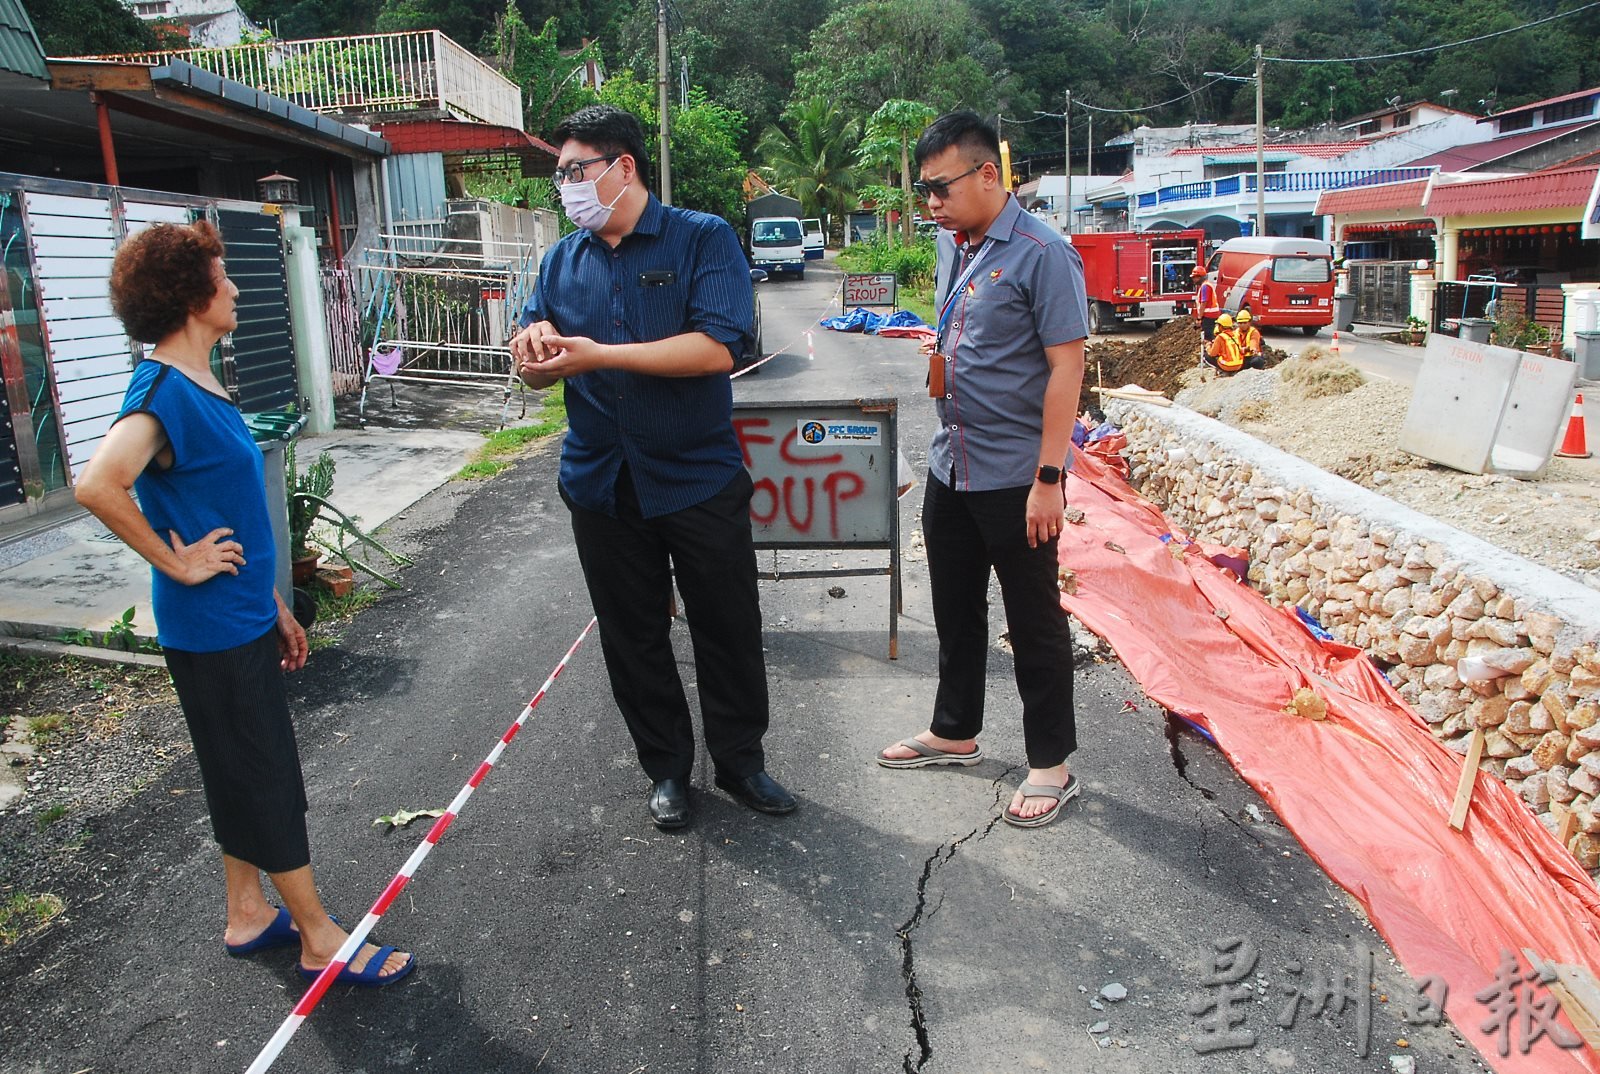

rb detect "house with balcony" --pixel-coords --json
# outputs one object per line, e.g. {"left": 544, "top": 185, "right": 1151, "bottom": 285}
{"left": 1124, "top": 104, "right": 1495, "bottom": 242}
{"left": 77, "top": 30, "right": 555, "bottom": 256}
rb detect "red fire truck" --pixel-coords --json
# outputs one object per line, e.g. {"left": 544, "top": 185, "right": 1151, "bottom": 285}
{"left": 1068, "top": 229, "right": 1206, "bottom": 334}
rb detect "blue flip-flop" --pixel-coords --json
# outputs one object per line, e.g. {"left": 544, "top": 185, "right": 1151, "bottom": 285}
{"left": 299, "top": 945, "right": 416, "bottom": 988}
{"left": 225, "top": 906, "right": 299, "bottom": 957}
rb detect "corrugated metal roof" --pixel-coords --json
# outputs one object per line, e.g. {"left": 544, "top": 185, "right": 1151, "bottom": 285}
{"left": 1425, "top": 165, "right": 1599, "bottom": 217}
{"left": 0, "top": 0, "right": 47, "bottom": 80}
{"left": 1407, "top": 121, "right": 1600, "bottom": 170}
{"left": 1314, "top": 178, "right": 1430, "bottom": 216}
{"left": 152, "top": 60, "right": 389, "bottom": 156}
{"left": 1483, "top": 86, "right": 1600, "bottom": 123}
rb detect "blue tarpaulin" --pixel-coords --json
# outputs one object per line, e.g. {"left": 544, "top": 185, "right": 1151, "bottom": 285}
{"left": 818, "top": 307, "right": 929, "bottom": 334}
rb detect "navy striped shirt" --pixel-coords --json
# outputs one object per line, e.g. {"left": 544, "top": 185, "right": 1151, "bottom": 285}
{"left": 521, "top": 195, "right": 754, "bottom": 518}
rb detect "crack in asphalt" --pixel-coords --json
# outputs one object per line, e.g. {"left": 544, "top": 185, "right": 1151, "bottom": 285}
{"left": 1166, "top": 715, "right": 1272, "bottom": 894}
{"left": 897, "top": 769, "right": 1018, "bottom": 1072}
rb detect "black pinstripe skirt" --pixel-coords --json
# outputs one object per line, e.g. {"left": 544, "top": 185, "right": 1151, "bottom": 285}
{"left": 164, "top": 627, "right": 311, "bottom": 873}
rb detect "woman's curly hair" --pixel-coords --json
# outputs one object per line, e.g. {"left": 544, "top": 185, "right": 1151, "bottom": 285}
{"left": 109, "top": 220, "right": 227, "bottom": 344}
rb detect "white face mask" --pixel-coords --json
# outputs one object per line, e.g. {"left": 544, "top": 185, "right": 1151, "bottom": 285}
{"left": 559, "top": 158, "right": 628, "bottom": 231}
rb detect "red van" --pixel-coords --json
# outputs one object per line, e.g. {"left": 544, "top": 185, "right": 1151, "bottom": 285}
{"left": 1207, "top": 237, "right": 1334, "bottom": 335}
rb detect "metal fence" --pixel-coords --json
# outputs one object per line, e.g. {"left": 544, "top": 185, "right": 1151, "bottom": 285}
{"left": 1432, "top": 280, "right": 1567, "bottom": 336}
{"left": 80, "top": 30, "right": 521, "bottom": 128}
{"left": 320, "top": 265, "right": 364, "bottom": 397}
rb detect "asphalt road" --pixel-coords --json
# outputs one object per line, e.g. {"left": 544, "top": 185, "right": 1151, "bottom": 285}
{"left": 0, "top": 259, "right": 1497, "bottom": 1074}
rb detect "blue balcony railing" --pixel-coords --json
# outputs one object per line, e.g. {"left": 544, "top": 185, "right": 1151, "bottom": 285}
{"left": 1135, "top": 166, "right": 1435, "bottom": 211}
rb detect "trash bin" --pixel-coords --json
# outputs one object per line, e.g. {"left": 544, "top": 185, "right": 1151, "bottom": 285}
{"left": 1332, "top": 293, "right": 1356, "bottom": 333}
{"left": 1459, "top": 317, "right": 1493, "bottom": 345}
{"left": 243, "top": 411, "right": 307, "bottom": 609}
{"left": 1576, "top": 331, "right": 1600, "bottom": 380}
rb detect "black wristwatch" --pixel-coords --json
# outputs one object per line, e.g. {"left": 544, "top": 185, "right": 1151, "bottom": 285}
{"left": 1036, "top": 464, "right": 1065, "bottom": 484}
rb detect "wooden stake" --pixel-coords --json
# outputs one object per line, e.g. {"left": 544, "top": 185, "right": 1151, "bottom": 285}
{"left": 1448, "top": 727, "right": 1486, "bottom": 831}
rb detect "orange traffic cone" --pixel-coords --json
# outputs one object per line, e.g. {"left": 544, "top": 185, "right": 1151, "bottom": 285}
{"left": 1556, "top": 393, "right": 1591, "bottom": 459}
{"left": 1330, "top": 329, "right": 1341, "bottom": 354}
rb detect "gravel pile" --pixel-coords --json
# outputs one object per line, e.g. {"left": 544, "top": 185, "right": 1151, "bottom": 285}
{"left": 1169, "top": 343, "right": 1600, "bottom": 591}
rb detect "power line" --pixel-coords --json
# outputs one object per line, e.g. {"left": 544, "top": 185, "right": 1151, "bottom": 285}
{"left": 1265, "top": 1, "right": 1600, "bottom": 64}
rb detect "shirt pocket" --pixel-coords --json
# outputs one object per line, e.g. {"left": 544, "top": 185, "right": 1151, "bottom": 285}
{"left": 958, "top": 276, "right": 1028, "bottom": 349}
{"left": 628, "top": 273, "right": 691, "bottom": 343}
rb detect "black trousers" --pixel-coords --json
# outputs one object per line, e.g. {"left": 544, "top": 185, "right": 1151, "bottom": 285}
{"left": 165, "top": 628, "right": 311, "bottom": 874}
{"left": 923, "top": 472, "right": 1077, "bottom": 768}
{"left": 564, "top": 465, "right": 769, "bottom": 783}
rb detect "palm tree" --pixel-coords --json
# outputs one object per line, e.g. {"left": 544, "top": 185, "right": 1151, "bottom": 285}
{"left": 757, "top": 98, "right": 863, "bottom": 243}
{"left": 863, "top": 99, "right": 936, "bottom": 244}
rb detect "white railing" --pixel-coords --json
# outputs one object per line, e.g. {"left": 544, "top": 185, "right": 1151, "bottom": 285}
{"left": 75, "top": 30, "right": 522, "bottom": 129}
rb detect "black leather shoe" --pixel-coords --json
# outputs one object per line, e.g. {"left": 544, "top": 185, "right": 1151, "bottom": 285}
{"left": 714, "top": 771, "right": 797, "bottom": 815}
{"left": 647, "top": 778, "right": 691, "bottom": 830}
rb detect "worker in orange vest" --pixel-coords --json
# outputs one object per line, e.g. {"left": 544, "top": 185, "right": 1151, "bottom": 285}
{"left": 1191, "top": 266, "right": 1221, "bottom": 342}
{"left": 1235, "top": 308, "right": 1266, "bottom": 368}
{"left": 1204, "top": 313, "right": 1247, "bottom": 374}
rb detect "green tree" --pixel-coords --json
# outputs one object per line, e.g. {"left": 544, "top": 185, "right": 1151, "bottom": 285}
{"left": 611, "top": 0, "right": 832, "bottom": 156}
{"left": 22, "top": 0, "right": 164, "bottom": 55}
{"left": 481, "top": 1, "right": 600, "bottom": 138}
{"left": 756, "top": 97, "right": 863, "bottom": 241}
{"left": 596, "top": 70, "right": 747, "bottom": 221}
{"left": 862, "top": 99, "right": 935, "bottom": 244}
{"left": 789, "top": 0, "right": 1005, "bottom": 118}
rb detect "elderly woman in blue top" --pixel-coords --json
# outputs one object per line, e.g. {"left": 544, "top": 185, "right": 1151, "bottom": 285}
{"left": 75, "top": 220, "right": 412, "bottom": 987}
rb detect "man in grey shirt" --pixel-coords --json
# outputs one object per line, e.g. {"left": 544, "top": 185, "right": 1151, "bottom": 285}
{"left": 877, "top": 111, "right": 1088, "bottom": 829}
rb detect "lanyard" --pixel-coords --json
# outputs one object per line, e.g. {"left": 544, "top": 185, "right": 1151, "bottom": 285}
{"left": 935, "top": 239, "right": 994, "bottom": 351}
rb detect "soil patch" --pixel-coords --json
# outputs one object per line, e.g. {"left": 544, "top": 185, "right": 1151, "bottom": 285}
{"left": 1082, "top": 318, "right": 1292, "bottom": 412}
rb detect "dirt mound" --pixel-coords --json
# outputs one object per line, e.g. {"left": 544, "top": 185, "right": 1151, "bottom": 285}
{"left": 1277, "top": 347, "right": 1366, "bottom": 400}
{"left": 1081, "top": 318, "right": 1292, "bottom": 412}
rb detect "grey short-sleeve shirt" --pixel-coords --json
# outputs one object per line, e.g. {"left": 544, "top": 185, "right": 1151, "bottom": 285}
{"left": 928, "top": 195, "right": 1088, "bottom": 491}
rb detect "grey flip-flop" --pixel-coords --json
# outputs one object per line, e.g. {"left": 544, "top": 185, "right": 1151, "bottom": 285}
{"left": 877, "top": 737, "right": 984, "bottom": 769}
{"left": 1003, "top": 774, "right": 1080, "bottom": 828}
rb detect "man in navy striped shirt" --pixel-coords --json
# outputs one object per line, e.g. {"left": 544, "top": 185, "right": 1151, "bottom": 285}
{"left": 512, "top": 104, "right": 795, "bottom": 830}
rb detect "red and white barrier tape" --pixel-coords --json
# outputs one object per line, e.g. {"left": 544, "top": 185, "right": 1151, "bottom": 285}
{"left": 244, "top": 616, "right": 598, "bottom": 1074}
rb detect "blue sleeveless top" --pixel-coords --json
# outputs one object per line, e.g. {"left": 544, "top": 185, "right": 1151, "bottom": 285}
{"left": 116, "top": 360, "right": 278, "bottom": 652}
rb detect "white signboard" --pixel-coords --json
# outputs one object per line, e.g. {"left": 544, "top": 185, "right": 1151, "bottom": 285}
{"left": 843, "top": 272, "right": 897, "bottom": 309}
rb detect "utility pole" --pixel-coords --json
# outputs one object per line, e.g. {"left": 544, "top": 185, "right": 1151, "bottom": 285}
{"left": 1254, "top": 43, "right": 1265, "bottom": 237}
{"left": 656, "top": 0, "right": 672, "bottom": 204}
{"left": 1087, "top": 111, "right": 1093, "bottom": 180}
{"left": 1063, "top": 90, "right": 1072, "bottom": 236}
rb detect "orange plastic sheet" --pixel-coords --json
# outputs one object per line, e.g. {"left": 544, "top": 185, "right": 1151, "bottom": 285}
{"left": 1062, "top": 440, "right": 1600, "bottom": 1073}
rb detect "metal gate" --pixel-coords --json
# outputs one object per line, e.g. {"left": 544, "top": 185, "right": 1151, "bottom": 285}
{"left": 1348, "top": 261, "right": 1412, "bottom": 325}
{"left": 1432, "top": 281, "right": 1568, "bottom": 336}
{"left": 215, "top": 209, "right": 296, "bottom": 411}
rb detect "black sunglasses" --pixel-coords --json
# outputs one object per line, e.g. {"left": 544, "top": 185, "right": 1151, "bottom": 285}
{"left": 552, "top": 155, "right": 618, "bottom": 186}
{"left": 912, "top": 164, "right": 984, "bottom": 200}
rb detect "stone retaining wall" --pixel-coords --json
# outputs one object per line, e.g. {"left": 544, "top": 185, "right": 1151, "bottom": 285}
{"left": 1101, "top": 400, "right": 1600, "bottom": 872}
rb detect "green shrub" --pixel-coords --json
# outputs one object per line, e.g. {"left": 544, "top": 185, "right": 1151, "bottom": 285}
{"left": 837, "top": 235, "right": 937, "bottom": 290}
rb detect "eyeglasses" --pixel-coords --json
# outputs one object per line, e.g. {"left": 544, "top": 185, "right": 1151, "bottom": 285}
{"left": 912, "top": 165, "right": 983, "bottom": 200}
{"left": 552, "top": 155, "right": 617, "bottom": 186}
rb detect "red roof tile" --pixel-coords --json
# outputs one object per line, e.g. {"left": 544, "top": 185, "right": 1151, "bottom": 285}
{"left": 1166, "top": 141, "right": 1373, "bottom": 160}
{"left": 1407, "top": 121, "right": 1599, "bottom": 170}
{"left": 1424, "top": 165, "right": 1599, "bottom": 217}
{"left": 1314, "top": 178, "right": 1430, "bottom": 216}
{"left": 372, "top": 120, "right": 557, "bottom": 159}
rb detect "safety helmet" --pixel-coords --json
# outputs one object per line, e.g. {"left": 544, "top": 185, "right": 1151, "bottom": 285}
{"left": 1191, "top": 266, "right": 1209, "bottom": 278}
{"left": 1216, "top": 313, "right": 1234, "bottom": 328}
{"left": 1236, "top": 309, "right": 1252, "bottom": 323}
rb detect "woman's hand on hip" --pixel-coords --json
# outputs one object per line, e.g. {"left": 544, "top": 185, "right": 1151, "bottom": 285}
{"left": 168, "top": 527, "right": 245, "bottom": 585}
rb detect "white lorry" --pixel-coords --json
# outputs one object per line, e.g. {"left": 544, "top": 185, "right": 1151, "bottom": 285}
{"left": 748, "top": 216, "right": 806, "bottom": 279}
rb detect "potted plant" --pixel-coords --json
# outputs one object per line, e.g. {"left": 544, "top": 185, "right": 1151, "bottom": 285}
{"left": 1404, "top": 315, "right": 1427, "bottom": 344}
{"left": 286, "top": 442, "right": 335, "bottom": 586}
